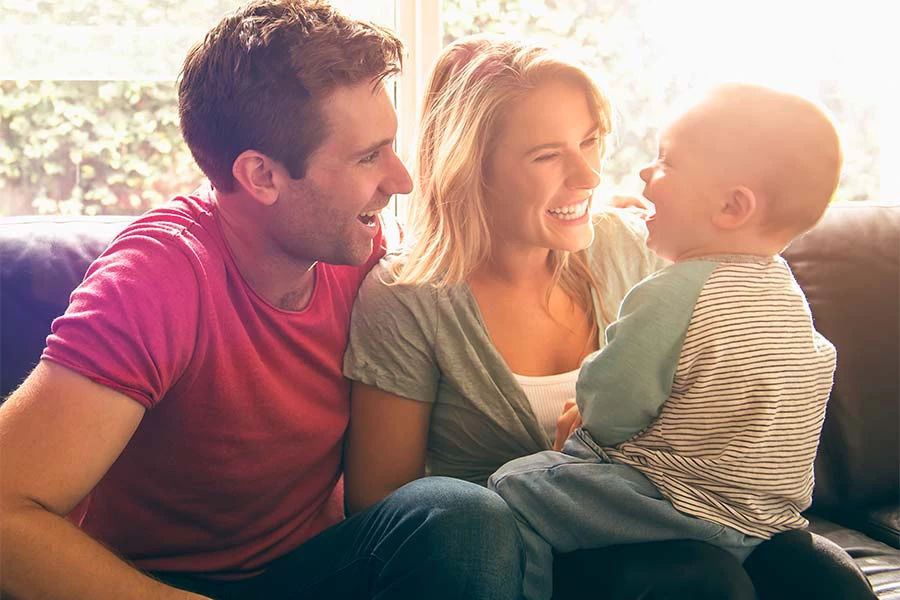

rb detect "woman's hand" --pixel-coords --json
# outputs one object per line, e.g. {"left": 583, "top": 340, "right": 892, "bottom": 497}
{"left": 606, "top": 195, "right": 653, "bottom": 219}
{"left": 553, "top": 399, "right": 582, "bottom": 451}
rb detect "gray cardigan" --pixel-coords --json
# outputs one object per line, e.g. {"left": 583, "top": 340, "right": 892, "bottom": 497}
{"left": 343, "top": 208, "right": 666, "bottom": 486}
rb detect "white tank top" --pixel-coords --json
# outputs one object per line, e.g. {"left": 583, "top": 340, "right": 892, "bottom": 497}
{"left": 512, "top": 368, "right": 580, "bottom": 443}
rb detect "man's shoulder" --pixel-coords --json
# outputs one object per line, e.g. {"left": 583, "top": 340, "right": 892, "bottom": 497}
{"left": 120, "top": 191, "right": 213, "bottom": 241}
{"left": 109, "top": 192, "right": 220, "bottom": 261}
{"left": 80, "top": 192, "right": 226, "bottom": 302}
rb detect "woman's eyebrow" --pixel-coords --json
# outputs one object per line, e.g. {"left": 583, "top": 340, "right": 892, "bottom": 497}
{"left": 524, "top": 123, "right": 601, "bottom": 155}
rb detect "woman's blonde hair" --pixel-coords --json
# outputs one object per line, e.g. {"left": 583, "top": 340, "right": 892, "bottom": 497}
{"left": 392, "top": 34, "right": 613, "bottom": 326}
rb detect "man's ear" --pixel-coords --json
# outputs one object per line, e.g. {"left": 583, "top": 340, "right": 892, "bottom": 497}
{"left": 232, "top": 150, "right": 280, "bottom": 207}
{"left": 713, "top": 186, "right": 757, "bottom": 229}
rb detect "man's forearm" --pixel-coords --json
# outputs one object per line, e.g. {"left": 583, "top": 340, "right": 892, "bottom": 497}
{"left": 1, "top": 502, "right": 209, "bottom": 600}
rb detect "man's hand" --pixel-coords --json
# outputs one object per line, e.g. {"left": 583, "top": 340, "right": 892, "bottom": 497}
{"left": 553, "top": 399, "right": 582, "bottom": 451}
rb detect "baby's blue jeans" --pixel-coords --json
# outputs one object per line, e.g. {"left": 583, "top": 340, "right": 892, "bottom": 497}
{"left": 488, "top": 429, "right": 763, "bottom": 600}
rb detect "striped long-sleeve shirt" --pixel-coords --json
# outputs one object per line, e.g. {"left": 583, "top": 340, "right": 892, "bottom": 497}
{"left": 576, "top": 254, "right": 836, "bottom": 538}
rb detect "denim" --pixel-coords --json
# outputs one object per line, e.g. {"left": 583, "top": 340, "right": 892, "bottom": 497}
{"left": 152, "top": 476, "right": 524, "bottom": 600}
{"left": 489, "top": 430, "right": 763, "bottom": 600}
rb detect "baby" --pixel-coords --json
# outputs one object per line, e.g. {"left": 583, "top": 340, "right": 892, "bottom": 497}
{"left": 488, "top": 83, "right": 843, "bottom": 600}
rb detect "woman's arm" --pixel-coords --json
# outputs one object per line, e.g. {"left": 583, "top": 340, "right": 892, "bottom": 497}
{"left": 343, "top": 381, "right": 434, "bottom": 514}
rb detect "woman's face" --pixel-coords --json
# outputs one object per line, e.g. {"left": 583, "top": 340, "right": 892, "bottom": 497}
{"left": 483, "top": 78, "right": 602, "bottom": 256}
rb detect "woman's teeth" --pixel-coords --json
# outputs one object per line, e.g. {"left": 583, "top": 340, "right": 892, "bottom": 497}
{"left": 547, "top": 199, "right": 589, "bottom": 221}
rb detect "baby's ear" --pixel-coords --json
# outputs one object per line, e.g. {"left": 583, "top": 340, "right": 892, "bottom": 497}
{"left": 713, "top": 186, "right": 757, "bottom": 229}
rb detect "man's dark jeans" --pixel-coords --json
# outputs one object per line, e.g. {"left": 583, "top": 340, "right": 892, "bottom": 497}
{"left": 153, "top": 476, "right": 524, "bottom": 599}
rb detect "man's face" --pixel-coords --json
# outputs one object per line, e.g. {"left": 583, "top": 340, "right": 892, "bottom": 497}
{"left": 269, "top": 81, "right": 412, "bottom": 266}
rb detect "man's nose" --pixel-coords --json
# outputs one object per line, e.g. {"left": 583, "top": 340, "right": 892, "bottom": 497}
{"left": 383, "top": 150, "right": 413, "bottom": 196}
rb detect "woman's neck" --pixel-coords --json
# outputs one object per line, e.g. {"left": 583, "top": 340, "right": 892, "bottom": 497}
{"left": 469, "top": 243, "right": 555, "bottom": 292}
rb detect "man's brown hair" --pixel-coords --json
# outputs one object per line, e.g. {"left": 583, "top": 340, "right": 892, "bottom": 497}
{"left": 178, "top": 0, "right": 403, "bottom": 192}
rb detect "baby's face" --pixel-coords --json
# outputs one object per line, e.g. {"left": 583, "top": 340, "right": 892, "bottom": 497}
{"left": 638, "top": 112, "right": 727, "bottom": 262}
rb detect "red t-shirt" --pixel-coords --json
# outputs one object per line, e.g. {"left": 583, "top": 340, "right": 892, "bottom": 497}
{"left": 42, "top": 189, "right": 384, "bottom": 578}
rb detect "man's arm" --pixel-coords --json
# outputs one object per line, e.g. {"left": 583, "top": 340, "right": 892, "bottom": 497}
{"left": 0, "top": 361, "right": 209, "bottom": 600}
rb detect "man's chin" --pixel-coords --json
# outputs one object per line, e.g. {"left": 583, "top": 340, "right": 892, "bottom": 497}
{"left": 332, "top": 241, "right": 375, "bottom": 267}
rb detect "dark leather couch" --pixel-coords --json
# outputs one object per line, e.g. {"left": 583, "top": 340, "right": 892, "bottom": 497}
{"left": 1, "top": 203, "right": 898, "bottom": 598}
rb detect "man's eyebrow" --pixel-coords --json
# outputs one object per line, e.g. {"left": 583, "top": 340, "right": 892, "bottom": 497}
{"left": 352, "top": 138, "right": 394, "bottom": 159}
{"left": 524, "top": 123, "right": 601, "bottom": 155}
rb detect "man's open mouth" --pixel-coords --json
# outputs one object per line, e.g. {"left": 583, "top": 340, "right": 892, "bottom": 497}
{"left": 358, "top": 210, "right": 380, "bottom": 225}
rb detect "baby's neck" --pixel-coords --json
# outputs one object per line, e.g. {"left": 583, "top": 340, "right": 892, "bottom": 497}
{"left": 672, "top": 237, "right": 784, "bottom": 262}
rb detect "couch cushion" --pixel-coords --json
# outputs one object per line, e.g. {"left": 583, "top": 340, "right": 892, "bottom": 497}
{"left": 0, "top": 216, "right": 132, "bottom": 398}
{"left": 808, "top": 515, "right": 900, "bottom": 600}
{"left": 745, "top": 525, "right": 878, "bottom": 599}
{"left": 782, "top": 203, "right": 900, "bottom": 512}
{"left": 834, "top": 505, "right": 900, "bottom": 551}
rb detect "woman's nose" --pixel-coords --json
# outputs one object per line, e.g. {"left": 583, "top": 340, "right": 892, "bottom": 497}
{"left": 569, "top": 154, "right": 601, "bottom": 189}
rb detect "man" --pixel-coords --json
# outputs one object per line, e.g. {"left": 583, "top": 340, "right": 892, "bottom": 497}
{"left": 0, "top": 2, "right": 523, "bottom": 599}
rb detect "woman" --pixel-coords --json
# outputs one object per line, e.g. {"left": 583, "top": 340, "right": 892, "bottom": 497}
{"left": 343, "top": 35, "right": 754, "bottom": 599}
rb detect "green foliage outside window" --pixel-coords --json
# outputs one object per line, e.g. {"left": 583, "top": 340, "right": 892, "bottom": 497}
{"left": 0, "top": 80, "right": 201, "bottom": 216}
{"left": 0, "top": 0, "right": 235, "bottom": 216}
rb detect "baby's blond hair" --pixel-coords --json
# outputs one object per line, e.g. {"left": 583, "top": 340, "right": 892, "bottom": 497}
{"left": 694, "top": 84, "right": 843, "bottom": 241}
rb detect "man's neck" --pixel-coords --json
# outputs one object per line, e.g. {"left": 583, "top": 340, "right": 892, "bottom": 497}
{"left": 214, "top": 189, "right": 318, "bottom": 311}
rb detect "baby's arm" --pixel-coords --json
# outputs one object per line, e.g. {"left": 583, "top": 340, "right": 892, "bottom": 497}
{"left": 577, "top": 260, "right": 718, "bottom": 446}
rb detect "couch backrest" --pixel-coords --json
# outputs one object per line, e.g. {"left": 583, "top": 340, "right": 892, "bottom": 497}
{"left": 0, "top": 216, "right": 132, "bottom": 398}
{"left": 782, "top": 203, "right": 900, "bottom": 511}
{"left": 2, "top": 205, "right": 898, "bottom": 513}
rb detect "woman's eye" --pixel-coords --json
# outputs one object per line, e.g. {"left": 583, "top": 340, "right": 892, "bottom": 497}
{"left": 534, "top": 152, "right": 559, "bottom": 162}
{"left": 581, "top": 137, "right": 600, "bottom": 148}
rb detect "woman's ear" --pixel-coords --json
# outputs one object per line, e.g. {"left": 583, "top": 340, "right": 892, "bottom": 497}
{"left": 713, "top": 185, "right": 757, "bottom": 229}
{"left": 231, "top": 150, "right": 280, "bottom": 207}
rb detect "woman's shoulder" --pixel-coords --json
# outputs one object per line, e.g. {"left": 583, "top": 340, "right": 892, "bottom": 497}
{"left": 356, "top": 253, "right": 441, "bottom": 315}
{"left": 587, "top": 206, "right": 668, "bottom": 292}
{"left": 591, "top": 206, "right": 651, "bottom": 247}
{"left": 589, "top": 207, "right": 655, "bottom": 266}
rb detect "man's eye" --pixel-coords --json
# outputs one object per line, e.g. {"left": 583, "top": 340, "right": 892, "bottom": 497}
{"left": 360, "top": 150, "right": 380, "bottom": 164}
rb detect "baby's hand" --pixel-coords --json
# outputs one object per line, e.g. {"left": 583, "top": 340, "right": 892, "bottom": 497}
{"left": 554, "top": 399, "right": 582, "bottom": 451}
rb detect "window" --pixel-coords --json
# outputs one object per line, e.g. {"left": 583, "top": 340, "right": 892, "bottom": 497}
{"left": 0, "top": 0, "right": 395, "bottom": 216}
{"left": 441, "top": 0, "right": 887, "bottom": 204}
{"left": 1, "top": 1, "right": 889, "bottom": 217}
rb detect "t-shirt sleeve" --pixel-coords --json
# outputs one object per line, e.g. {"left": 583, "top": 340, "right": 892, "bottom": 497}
{"left": 41, "top": 231, "right": 200, "bottom": 409}
{"left": 577, "top": 261, "right": 717, "bottom": 446}
{"left": 343, "top": 261, "right": 439, "bottom": 404}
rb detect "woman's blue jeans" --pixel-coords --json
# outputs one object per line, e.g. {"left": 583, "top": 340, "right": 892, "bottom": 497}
{"left": 151, "top": 476, "right": 525, "bottom": 599}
